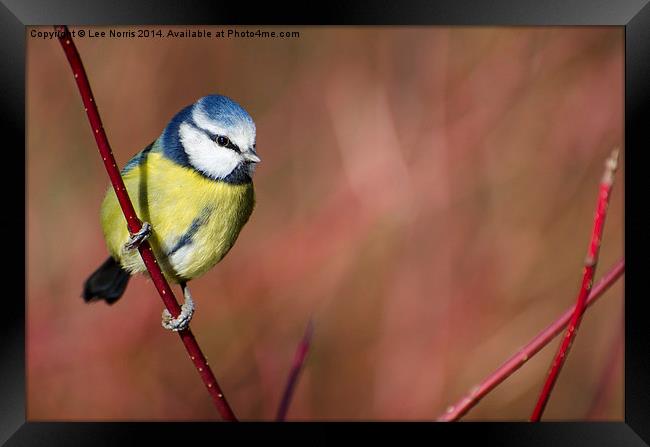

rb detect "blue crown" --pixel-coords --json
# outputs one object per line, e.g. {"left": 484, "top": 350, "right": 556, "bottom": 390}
{"left": 196, "top": 95, "right": 255, "bottom": 130}
{"left": 158, "top": 94, "right": 254, "bottom": 167}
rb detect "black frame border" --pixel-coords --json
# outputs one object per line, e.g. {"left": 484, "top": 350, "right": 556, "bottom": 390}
{"left": 4, "top": 0, "right": 649, "bottom": 445}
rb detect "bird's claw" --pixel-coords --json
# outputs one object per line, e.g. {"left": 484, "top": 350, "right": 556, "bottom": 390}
{"left": 125, "top": 222, "right": 152, "bottom": 250}
{"left": 161, "top": 285, "right": 195, "bottom": 332}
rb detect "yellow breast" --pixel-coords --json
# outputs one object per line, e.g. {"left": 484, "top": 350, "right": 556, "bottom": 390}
{"left": 100, "top": 152, "right": 255, "bottom": 283}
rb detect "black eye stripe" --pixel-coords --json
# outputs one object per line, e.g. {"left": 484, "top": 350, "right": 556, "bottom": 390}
{"left": 206, "top": 130, "right": 241, "bottom": 153}
{"left": 225, "top": 140, "right": 241, "bottom": 153}
{"left": 191, "top": 124, "right": 243, "bottom": 154}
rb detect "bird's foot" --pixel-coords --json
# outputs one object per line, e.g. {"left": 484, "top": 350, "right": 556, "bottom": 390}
{"left": 124, "top": 222, "right": 152, "bottom": 250}
{"left": 161, "top": 284, "right": 195, "bottom": 332}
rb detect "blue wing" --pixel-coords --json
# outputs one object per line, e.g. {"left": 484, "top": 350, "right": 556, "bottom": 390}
{"left": 122, "top": 141, "right": 156, "bottom": 174}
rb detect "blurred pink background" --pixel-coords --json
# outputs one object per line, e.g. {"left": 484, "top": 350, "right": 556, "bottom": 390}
{"left": 27, "top": 26, "right": 624, "bottom": 420}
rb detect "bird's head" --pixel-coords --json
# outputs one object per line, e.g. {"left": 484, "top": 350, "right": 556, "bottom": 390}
{"left": 160, "top": 94, "right": 260, "bottom": 183}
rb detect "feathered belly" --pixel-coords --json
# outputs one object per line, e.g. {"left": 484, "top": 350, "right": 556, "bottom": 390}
{"left": 162, "top": 208, "right": 247, "bottom": 281}
{"left": 100, "top": 153, "right": 255, "bottom": 283}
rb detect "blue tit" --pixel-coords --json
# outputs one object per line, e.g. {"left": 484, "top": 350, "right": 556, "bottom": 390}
{"left": 82, "top": 94, "right": 260, "bottom": 330}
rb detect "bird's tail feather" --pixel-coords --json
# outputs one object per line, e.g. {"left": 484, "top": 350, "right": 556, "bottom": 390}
{"left": 82, "top": 256, "right": 131, "bottom": 304}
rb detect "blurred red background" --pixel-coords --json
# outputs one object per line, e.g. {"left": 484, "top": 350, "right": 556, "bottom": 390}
{"left": 26, "top": 26, "right": 624, "bottom": 420}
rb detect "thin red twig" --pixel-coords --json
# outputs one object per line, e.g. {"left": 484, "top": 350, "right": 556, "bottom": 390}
{"left": 437, "top": 258, "right": 624, "bottom": 422}
{"left": 276, "top": 319, "right": 314, "bottom": 421}
{"left": 530, "top": 149, "right": 619, "bottom": 421}
{"left": 55, "top": 25, "right": 237, "bottom": 421}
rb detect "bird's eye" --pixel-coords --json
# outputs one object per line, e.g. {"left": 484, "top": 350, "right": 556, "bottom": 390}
{"left": 216, "top": 135, "right": 229, "bottom": 147}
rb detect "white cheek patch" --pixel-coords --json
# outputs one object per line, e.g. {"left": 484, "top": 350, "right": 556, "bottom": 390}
{"left": 179, "top": 122, "right": 241, "bottom": 179}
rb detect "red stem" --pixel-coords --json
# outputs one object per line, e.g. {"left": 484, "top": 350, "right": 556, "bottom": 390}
{"left": 276, "top": 319, "right": 314, "bottom": 421}
{"left": 530, "top": 149, "right": 619, "bottom": 421}
{"left": 55, "top": 25, "right": 237, "bottom": 421}
{"left": 437, "top": 258, "right": 624, "bottom": 422}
